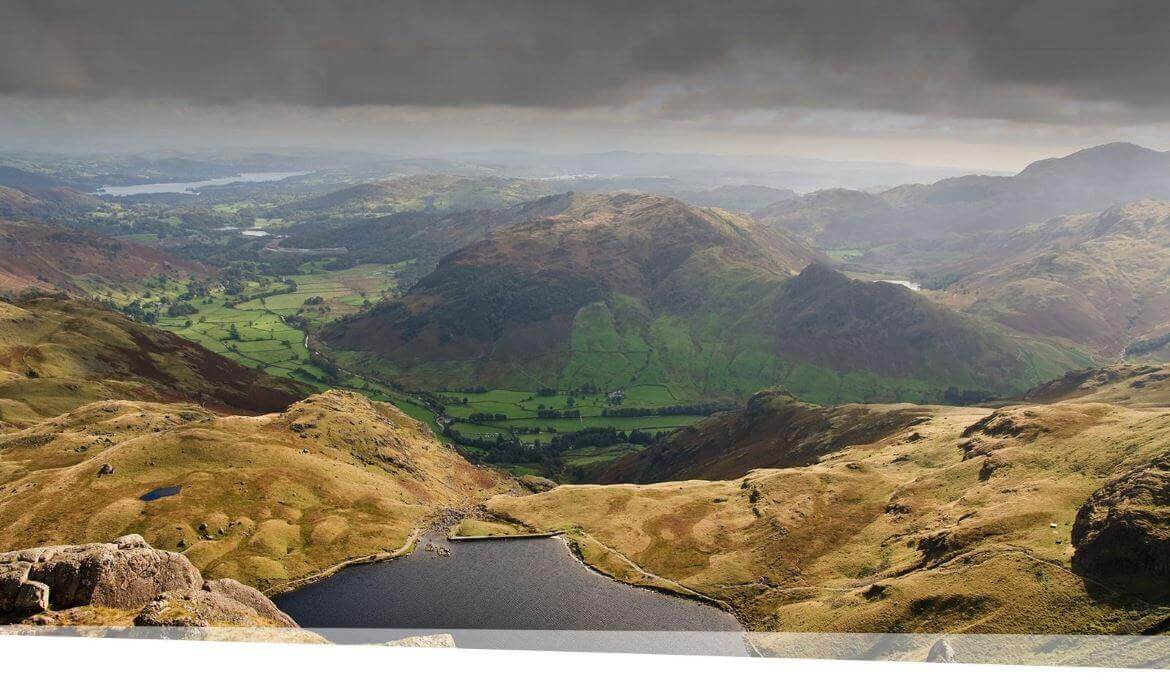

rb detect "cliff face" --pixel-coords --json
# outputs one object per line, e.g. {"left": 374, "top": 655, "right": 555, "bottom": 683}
{"left": 0, "top": 535, "right": 294, "bottom": 628}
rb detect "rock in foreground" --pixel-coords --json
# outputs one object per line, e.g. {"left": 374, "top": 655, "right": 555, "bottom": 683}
{"left": 1072, "top": 454, "right": 1170, "bottom": 584}
{"left": 0, "top": 535, "right": 295, "bottom": 628}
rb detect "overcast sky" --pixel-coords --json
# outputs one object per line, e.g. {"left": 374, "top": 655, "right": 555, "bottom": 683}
{"left": 2, "top": 0, "right": 1169, "bottom": 170}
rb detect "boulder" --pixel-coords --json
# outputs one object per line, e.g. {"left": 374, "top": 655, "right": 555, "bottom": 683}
{"left": 519, "top": 475, "right": 558, "bottom": 493}
{"left": 97, "top": 463, "right": 114, "bottom": 476}
{"left": 384, "top": 633, "right": 457, "bottom": 648}
{"left": 201, "top": 579, "right": 295, "bottom": 627}
{"left": 0, "top": 537, "right": 298, "bottom": 629}
{"left": 1072, "top": 454, "right": 1170, "bottom": 580}
{"left": 925, "top": 638, "right": 955, "bottom": 663}
{"left": 8, "top": 541, "right": 204, "bottom": 610}
{"left": 135, "top": 588, "right": 295, "bottom": 628}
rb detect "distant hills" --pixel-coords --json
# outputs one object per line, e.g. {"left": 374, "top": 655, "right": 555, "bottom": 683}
{"left": 940, "top": 200, "right": 1170, "bottom": 357}
{"left": 281, "top": 193, "right": 580, "bottom": 286}
{"left": 276, "top": 174, "right": 556, "bottom": 217}
{"left": 755, "top": 142, "right": 1170, "bottom": 250}
{"left": 323, "top": 193, "right": 1088, "bottom": 402}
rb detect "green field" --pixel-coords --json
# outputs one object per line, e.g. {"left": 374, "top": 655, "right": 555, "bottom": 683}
{"left": 87, "top": 269, "right": 730, "bottom": 472}
{"left": 235, "top": 262, "right": 404, "bottom": 324}
{"left": 81, "top": 264, "right": 442, "bottom": 426}
{"left": 436, "top": 385, "right": 709, "bottom": 452}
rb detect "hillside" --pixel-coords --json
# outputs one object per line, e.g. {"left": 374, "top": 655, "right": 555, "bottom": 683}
{"left": 0, "top": 296, "right": 309, "bottom": 426}
{"left": 939, "top": 201, "right": 1170, "bottom": 357}
{"left": 753, "top": 188, "right": 896, "bottom": 248}
{"left": 322, "top": 193, "right": 810, "bottom": 393}
{"left": 748, "top": 264, "right": 1088, "bottom": 396}
{"left": 281, "top": 193, "right": 579, "bottom": 286}
{"left": 0, "top": 390, "right": 509, "bottom": 591}
{"left": 1022, "top": 363, "right": 1170, "bottom": 407}
{"left": 487, "top": 372, "right": 1170, "bottom": 637}
{"left": 323, "top": 194, "right": 1087, "bottom": 402}
{"left": 754, "top": 143, "right": 1170, "bottom": 257}
{"left": 0, "top": 220, "right": 204, "bottom": 295}
{"left": 597, "top": 388, "right": 930, "bottom": 483}
{"left": 276, "top": 174, "right": 556, "bottom": 217}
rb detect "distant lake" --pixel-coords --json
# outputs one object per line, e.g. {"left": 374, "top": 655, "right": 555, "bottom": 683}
{"left": 211, "top": 227, "right": 272, "bottom": 237}
{"left": 275, "top": 534, "right": 747, "bottom": 655}
{"left": 877, "top": 279, "right": 922, "bottom": 291}
{"left": 95, "top": 171, "right": 309, "bottom": 197}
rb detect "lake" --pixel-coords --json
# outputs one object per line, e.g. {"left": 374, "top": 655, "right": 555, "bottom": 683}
{"left": 275, "top": 534, "right": 748, "bottom": 655}
{"left": 95, "top": 171, "right": 309, "bottom": 196}
{"left": 877, "top": 279, "right": 922, "bottom": 291}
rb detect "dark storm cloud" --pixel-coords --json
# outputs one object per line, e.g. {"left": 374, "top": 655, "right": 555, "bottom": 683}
{"left": 1, "top": 0, "right": 1169, "bottom": 123}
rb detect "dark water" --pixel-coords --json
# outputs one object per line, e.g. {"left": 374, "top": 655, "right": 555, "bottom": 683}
{"left": 275, "top": 535, "right": 747, "bottom": 655}
{"left": 139, "top": 485, "right": 181, "bottom": 501}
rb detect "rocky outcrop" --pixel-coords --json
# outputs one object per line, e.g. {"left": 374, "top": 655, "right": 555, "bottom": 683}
{"left": 1072, "top": 455, "right": 1170, "bottom": 580}
{"left": 519, "top": 475, "right": 558, "bottom": 493}
{"left": 925, "top": 638, "right": 956, "bottom": 663}
{"left": 0, "top": 536, "right": 296, "bottom": 628}
{"left": 384, "top": 633, "right": 457, "bottom": 648}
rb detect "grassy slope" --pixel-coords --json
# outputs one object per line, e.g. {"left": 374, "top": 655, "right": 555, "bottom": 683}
{"left": 0, "top": 219, "right": 207, "bottom": 295}
{"left": 944, "top": 201, "right": 1170, "bottom": 358}
{"left": 597, "top": 389, "right": 932, "bottom": 483}
{"left": 0, "top": 390, "right": 510, "bottom": 591}
{"left": 488, "top": 390, "right": 1170, "bottom": 637}
{"left": 85, "top": 265, "right": 440, "bottom": 428}
{"left": 0, "top": 297, "right": 308, "bottom": 427}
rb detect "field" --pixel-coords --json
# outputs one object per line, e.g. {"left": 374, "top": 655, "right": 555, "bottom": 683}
{"left": 81, "top": 264, "right": 441, "bottom": 427}
{"left": 435, "top": 385, "right": 711, "bottom": 473}
{"left": 86, "top": 268, "right": 732, "bottom": 472}
{"left": 234, "top": 262, "right": 404, "bottom": 325}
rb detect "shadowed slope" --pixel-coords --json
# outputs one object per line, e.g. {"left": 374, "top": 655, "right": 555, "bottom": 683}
{"left": 598, "top": 388, "right": 930, "bottom": 483}
{"left": 0, "top": 296, "right": 308, "bottom": 425}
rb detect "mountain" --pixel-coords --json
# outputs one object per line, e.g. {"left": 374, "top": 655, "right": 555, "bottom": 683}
{"left": 0, "top": 220, "right": 206, "bottom": 295}
{"left": 755, "top": 143, "right": 1170, "bottom": 251}
{"left": 939, "top": 201, "right": 1170, "bottom": 357}
{"left": 323, "top": 194, "right": 1087, "bottom": 402}
{"left": 487, "top": 367, "right": 1170, "bottom": 637}
{"left": 0, "top": 296, "right": 309, "bottom": 426}
{"left": 0, "top": 390, "right": 508, "bottom": 591}
{"left": 597, "top": 388, "right": 930, "bottom": 483}
{"left": 748, "top": 264, "right": 1087, "bottom": 397}
{"left": 320, "top": 193, "right": 813, "bottom": 396}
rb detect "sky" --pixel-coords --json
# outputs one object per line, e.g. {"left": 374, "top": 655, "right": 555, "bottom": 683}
{"left": 2, "top": 0, "right": 1170, "bottom": 171}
